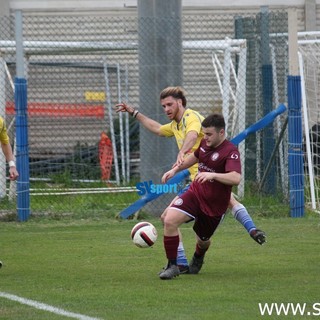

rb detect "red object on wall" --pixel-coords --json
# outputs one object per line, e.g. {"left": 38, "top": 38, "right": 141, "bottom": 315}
{"left": 6, "top": 101, "right": 104, "bottom": 118}
{"left": 99, "top": 132, "right": 113, "bottom": 180}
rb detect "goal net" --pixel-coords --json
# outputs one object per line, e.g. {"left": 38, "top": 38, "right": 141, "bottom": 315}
{"left": 298, "top": 32, "right": 320, "bottom": 213}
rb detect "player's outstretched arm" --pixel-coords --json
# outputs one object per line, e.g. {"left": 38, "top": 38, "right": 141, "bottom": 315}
{"left": 115, "top": 102, "right": 162, "bottom": 135}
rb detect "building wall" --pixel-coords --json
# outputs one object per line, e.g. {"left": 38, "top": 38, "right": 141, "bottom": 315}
{"left": 1, "top": 0, "right": 318, "bottom": 31}
{"left": 7, "top": 0, "right": 320, "bottom": 11}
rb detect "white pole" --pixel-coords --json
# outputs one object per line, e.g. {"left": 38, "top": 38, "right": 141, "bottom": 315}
{"left": 229, "top": 54, "right": 238, "bottom": 138}
{"left": 270, "top": 44, "right": 286, "bottom": 193}
{"left": 103, "top": 60, "right": 120, "bottom": 185}
{"left": 215, "top": 52, "right": 237, "bottom": 103}
{"left": 124, "top": 65, "right": 130, "bottom": 183}
{"left": 236, "top": 47, "right": 247, "bottom": 198}
{"left": 222, "top": 47, "right": 231, "bottom": 133}
{"left": 117, "top": 64, "right": 126, "bottom": 183}
{"left": 255, "top": 45, "right": 262, "bottom": 183}
{"left": 211, "top": 53, "right": 223, "bottom": 96}
{"left": 298, "top": 51, "right": 316, "bottom": 210}
{"left": 0, "top": 39, "right": 247, "bottom": 54}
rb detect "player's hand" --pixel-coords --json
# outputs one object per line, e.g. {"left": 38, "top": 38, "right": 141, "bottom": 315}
{"left": 161, "top": 169, "right": 176, "bottom": 184}
{"left": 9, "top": 167, "right": 19, "bottom": 181}
{"left": 194, "top": 172, "right": 214, "bottom": 183}
{"left": 114, "top": 102, "right": 135, "bottom": 115}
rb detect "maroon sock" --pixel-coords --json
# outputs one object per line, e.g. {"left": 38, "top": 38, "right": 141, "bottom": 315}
{"left": 163, "top": 235, "right": 179, "bottom": 263}
{"left": 195, "top": 243, "right": 209, "bottom": 258}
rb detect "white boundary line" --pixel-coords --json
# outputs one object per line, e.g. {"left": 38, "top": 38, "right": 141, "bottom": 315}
{"left": 0, "top": 292, "right": 102, "bottom": 320}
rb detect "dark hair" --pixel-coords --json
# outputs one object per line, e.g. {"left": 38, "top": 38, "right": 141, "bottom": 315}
{"left": 159, "top": 86, "right": 187, "bottom": 107}
{"left": 202, "top": 113, "right": 225, "bottom": 131}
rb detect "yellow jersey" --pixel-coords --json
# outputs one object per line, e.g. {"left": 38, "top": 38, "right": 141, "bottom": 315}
{"left": 0, "top": 117, "right": 10, "bottom": 145}
{"left": 159, "top": 108, "right": 204, "bottom": 180}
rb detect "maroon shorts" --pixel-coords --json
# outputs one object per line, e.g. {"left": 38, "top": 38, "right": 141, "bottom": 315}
{"left": 170, "top": 191, "right": 225, "bottom": 241}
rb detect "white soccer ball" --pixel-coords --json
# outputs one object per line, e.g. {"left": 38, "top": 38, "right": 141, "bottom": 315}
{"left": 131, "top": 221, "right": 158, "bottom": 248}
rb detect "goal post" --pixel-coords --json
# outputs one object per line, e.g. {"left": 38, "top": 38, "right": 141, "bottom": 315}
{"left": 298, "top": 31, "right": 320, "bottom": 213}
{"left": 207, "top": 40, "right": 247, "bottom": 197}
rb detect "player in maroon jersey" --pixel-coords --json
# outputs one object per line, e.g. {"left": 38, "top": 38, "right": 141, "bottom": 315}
{"left": 159, "top": 113, "right": 241, "bottom": 280}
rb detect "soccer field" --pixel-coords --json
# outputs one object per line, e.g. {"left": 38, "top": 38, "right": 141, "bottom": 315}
{"left": 0, "top": 213, "right": 319, "bottom": 319}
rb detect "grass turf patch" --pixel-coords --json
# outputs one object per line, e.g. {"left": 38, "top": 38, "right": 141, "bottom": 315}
{"left": 0, "top": 213, "right": 319, "bottom": 319}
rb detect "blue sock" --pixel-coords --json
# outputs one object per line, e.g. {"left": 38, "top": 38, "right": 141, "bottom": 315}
{"left": 232, "top": 204, "right": 256, "bottom": 234}
{"left": 176, "top": 242, "right": 188, "bottom": 266}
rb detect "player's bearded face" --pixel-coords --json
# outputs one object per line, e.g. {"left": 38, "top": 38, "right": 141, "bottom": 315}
{"left": 203, "top": 127, "right": 225, "bottom": 147}
{"left": 161, "top": 97, "right": 180, "bottom": 120}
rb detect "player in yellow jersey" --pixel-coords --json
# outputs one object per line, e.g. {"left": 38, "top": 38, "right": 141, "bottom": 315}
{"left": 159, "top": 108, "right": 204, "bottom": 181}
{"left": 0, "top": 116, "right": 19, "bottom": 268}
{"left": 116, "top": 86, "right": 266, "bottom": 272}
{"left": 0, "top": 117, "right": 19, "bottom": 181}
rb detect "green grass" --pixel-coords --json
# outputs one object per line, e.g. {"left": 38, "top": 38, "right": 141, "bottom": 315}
{"left": 0, "top": 190, "right": 140, "bottom": 220}
{"left": 0, "top": 213, "right": 319, "bottom": 319}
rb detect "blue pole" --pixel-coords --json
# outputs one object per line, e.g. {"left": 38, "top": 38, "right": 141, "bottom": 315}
{"left": 15, "top": 78, "right": 30, "bottom": 221}
{"left": 287, "top": 75, "right": 304, "bottom": 217}
{"left": 15, "top": 10, "right": 30, "bottom": 221}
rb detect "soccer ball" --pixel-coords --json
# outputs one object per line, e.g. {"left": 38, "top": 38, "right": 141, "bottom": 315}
{"left": 131, "top": 221, "right": 158, "bottom": 248}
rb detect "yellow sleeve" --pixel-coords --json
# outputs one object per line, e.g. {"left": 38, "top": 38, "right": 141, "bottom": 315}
{"left": 0, "top": 117, "right": 10, "bottom": 145}
{"left": 185, "top": 111, "right": 203, "bottom": 135}
{"left": 159, "top": 123, "right": 174, "bottom": 137}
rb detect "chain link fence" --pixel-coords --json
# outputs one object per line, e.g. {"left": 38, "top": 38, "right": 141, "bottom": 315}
{"left": 0, "top": 8, "right": 289, "bottom": 217}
